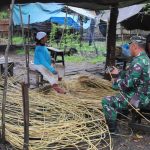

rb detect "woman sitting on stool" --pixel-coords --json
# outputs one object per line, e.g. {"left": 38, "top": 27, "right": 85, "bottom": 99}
{"left": 33, "top": 31, "right": 66, "bottom": 94}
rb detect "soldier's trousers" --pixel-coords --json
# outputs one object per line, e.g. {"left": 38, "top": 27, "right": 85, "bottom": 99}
{"left": 102, "top": 93, "right": 129, "bottom": 121}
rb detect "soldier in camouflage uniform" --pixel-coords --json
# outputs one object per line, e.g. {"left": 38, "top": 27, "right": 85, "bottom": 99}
{"left": 102, "top": 36, "right": 150, "bottom": 132}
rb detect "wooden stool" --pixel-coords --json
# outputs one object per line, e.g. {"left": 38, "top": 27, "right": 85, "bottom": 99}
{"left": 29, "top": 68, "right": 44, "bottom": 87}
{"left": 128, "top": 106, "right": 150, "bottom": 132}
{"left": 47, "top": 46, "right": 65, "bottom": 66}
{"left": 0, "top": 60, "right": 14, "bottom": 76}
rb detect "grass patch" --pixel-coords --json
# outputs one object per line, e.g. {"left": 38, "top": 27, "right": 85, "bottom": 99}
{"left": 16, "top": 49, "right": 34, "bottom": 55}
{"left": 12, "top": 36, "right": 24, "bottom": 44}
{"left": 65, "top": 55, "right": 105, "bottom": 64}
{"left": 65, "top": 55, "right": 86, "bottom": 63}
{"left": 89, "top": 56, "right": 106, "bottom": 64}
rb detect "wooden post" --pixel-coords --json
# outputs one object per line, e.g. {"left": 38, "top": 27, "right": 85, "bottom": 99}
{"left": 21, "top": 83, "right": 29, "bottom": 150}
{"left": 106, "top": 4, "right": 119, "bottom": 67}
{"left": 2, "top": 0, "right": 15, "bottom": 143}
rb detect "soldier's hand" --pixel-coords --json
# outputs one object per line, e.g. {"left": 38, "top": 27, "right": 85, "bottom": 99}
{"left": 111, "top": 66, "right": 119, "bottom": 75}
{"left": 111, "top": 78, "right": 114, "bottom": 84}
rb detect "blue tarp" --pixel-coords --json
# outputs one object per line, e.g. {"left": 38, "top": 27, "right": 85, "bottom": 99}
{"left": 13, "top": 3, "right": 91, "bottom": 29}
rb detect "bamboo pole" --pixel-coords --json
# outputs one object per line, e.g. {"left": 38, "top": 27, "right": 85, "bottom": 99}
{"left": 21, "top": 83, "right": 29, "bottom": 150}
{"left": 10, "top": 21, "right": 13, "bottom": 45}
{"left": 26, "top": 15, "right": 30, "bottom": 86}
{"left": 121, "top": 25, "right": 124, "bottom": 44}
{"left": 105, "top": 18, "right": 109, "bottom": 69}
{"left": 19, "top": 5, "right": 29, "bottom": 85}
{"left": 27, "top": 15, "right": 30, "bottom": 44}
{"left": 59, "top": 6, "right": 68, "bottom": 49}
{"left": 2, "top": 0, "right": 15, "bottom": 143}
{"left": 93, "top": 36, "right": 98, "bottom": 56}
{"left": 79, "top": 16, "right": 83, "bottom": 49}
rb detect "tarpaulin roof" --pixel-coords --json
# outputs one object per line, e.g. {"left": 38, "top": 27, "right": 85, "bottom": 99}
{"left": 67, "top": 6, "right": 96, "bottom": 19}
{"left": 121, "top": 12, "right": 150, "bottom": 30}
{"left": 97, "top": 4, "right": 145, "bottom": 23}
{"left": 97, "top": 4, "right": 150, "bottom": 30}
{"left": 48, "top": 11, "right": 91, "bottom": 29}
{"left": 13, "top": 3, "right": 93, "bottom": 29}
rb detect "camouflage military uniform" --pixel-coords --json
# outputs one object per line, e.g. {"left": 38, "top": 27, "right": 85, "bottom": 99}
{"left": 102, "top": 51, "right": 150, "bottom": 121}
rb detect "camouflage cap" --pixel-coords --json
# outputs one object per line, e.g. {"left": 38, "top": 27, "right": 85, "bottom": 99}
{"left": 130, "top": 36, "right": 146, "bottom": 45}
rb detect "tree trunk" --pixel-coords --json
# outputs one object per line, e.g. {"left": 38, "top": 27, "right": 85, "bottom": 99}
{"left": 106, "top": 4, "right": 118, "bottom": 67}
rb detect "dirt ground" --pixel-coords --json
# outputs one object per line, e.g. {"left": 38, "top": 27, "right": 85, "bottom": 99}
{"left": 0, "top": 51, "right": 150, "bottom": 150}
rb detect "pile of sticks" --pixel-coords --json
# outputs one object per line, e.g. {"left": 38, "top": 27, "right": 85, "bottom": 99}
{"left": 0, "top": 75, "right": 116, "bottom": 150}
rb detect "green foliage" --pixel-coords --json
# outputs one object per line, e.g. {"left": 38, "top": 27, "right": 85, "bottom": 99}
{"left": 48, "top": 23, "right": 80, "bottom": 50}
{"left": 0, "top": 11, "right": 9, "bottom": 19}
{"left": 49, "top": 24, "right": 58, "bottom": 46}
{"left": 61, "top": 30, "right": 80, "bottom": 49}
{"left": 48, "top": 23, "right": 107, "bottom": 64}
{"left": 144, "top": 3, "right": 150, "bottom": 14}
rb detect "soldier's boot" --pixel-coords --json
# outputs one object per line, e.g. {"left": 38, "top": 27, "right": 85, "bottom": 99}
{"left": 106, "top": 120, "right": 117, "bottom": 133}
{"left": 117, "top": 109, "right": 129, "bottom": 120}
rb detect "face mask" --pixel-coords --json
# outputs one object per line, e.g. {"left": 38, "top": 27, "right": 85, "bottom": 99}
{"left": 121, "top": 43, "right": 131, "bottom": 57}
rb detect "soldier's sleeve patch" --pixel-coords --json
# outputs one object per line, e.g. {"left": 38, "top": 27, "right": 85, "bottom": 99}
{"left": 133, "top": 64, "right": 142, "bottom": 71}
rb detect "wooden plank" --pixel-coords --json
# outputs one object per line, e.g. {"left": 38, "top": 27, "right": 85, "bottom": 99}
{"left": 47, "top": 46, "right": 63, "bottom": 52}
{"left": 0, "top": 61, "right": 13, "bottom": 65}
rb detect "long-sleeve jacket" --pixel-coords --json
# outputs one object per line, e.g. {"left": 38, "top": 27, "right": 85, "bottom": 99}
{"left": 34, "top": 45, "right": 56, "bottom": 74}
{"left": 113, "top": 51, "right": 150, "bottom": 107}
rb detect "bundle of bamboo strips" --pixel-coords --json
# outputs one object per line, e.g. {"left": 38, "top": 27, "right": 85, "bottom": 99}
{"left": 0, "top": 74, "right": 116, "bottom": 150}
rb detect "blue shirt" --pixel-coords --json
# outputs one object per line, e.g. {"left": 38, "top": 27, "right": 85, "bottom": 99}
{"left": 34, "top": 45, "right": 56, "bottom": 73}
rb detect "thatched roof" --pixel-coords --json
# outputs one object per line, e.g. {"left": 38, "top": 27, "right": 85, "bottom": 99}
{"left": 0, "top": 0, "right": 148, "bottom": 10}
